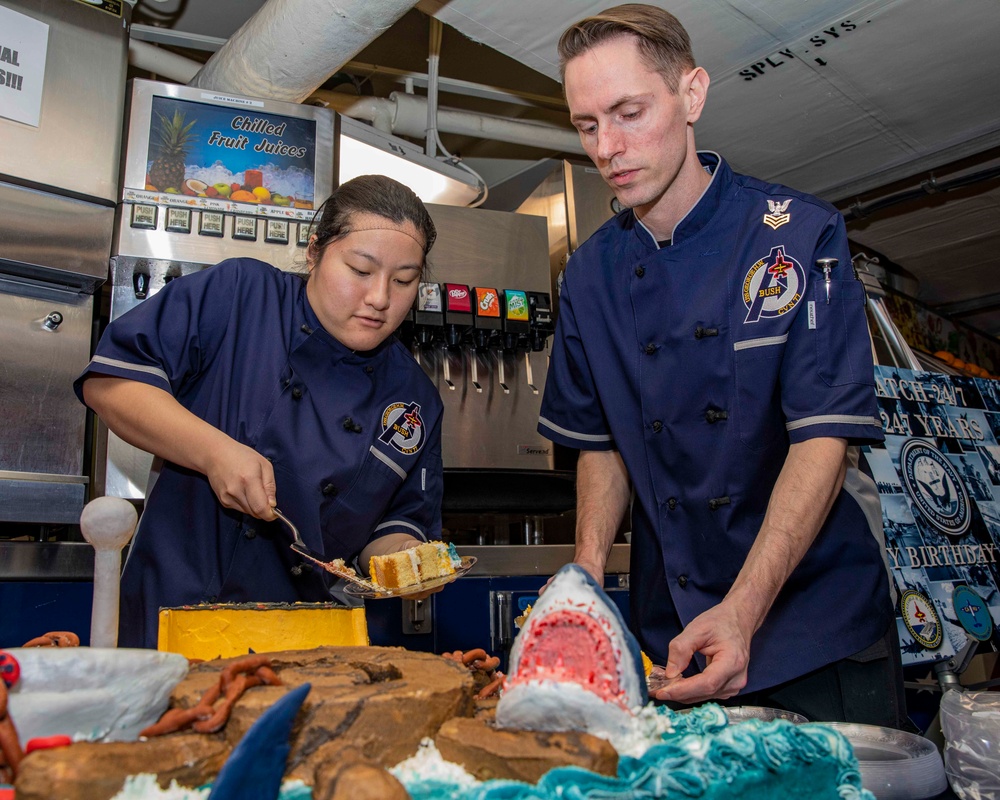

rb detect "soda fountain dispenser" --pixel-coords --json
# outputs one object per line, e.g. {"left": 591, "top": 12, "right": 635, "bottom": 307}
{"left": 410, "top": 281, "right": 444, "bottom": 365}
{"left": 501, "top": 289, "right": 531, "bottom": 394}
{"left": 472, "top": 287, "right": 503, "bottom": 393}
{"left": 442, "top": 283, "right": 473, "bottom": 391}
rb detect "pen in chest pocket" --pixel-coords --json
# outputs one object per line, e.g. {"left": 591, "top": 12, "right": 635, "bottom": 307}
{"left": 816, "top": 257, "right": 838, "bottom": 304}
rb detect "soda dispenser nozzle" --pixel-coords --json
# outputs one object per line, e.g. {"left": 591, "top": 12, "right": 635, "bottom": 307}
{"left": 503, "top": 290, "right": 533, "bottom": 393}
{"left": 414, "top": 281, "right": 444, "bottom": 372}
{"left": 528, "top": 292, "right": 554, "bottom": 352}
{"left": 443, "top": 283, "right": 473, "bottom": 346}
{"left": 443, "top": 283, "right": 473, "bottom": 391}
{"left": 473, "top": 287, "right": 503, "bottom": 393}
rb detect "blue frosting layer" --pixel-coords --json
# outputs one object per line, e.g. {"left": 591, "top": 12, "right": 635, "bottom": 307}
{"left": 402, "top": 705, "right": 874, "bottom": 800}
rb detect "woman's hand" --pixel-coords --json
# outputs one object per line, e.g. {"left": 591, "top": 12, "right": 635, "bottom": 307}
{"left": 203, "top": 440, "right": 277, "bottom": 520}
{"left": 83, "top": 377, "right": 277, "bottom": 519}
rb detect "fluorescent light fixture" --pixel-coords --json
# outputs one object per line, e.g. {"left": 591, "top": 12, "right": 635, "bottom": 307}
{"left": 337, "top": 115, "right": 482, "bottom": 207}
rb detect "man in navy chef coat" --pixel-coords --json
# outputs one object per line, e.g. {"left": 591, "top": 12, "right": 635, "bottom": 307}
{"left": 539, "top": 4, "right": 905, "bottom": 725}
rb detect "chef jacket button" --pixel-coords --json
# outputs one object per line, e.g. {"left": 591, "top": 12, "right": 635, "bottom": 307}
{"left": 635, "top": 266, "right": 645, "bottom": 278}
{"left": 300, "top": 324, "right": 313, "bottom": 335}
{"left": 652, "top": 420, "right": 663, "bottom": 433}
{"left": 291, "top": 564, "right": 304, "bottom": 576}
{"left": 678, "top": 575, "right": 688, "bottom": 588}
{"left": 322, "top": 483, "right": 338, "bottom": 497}
{"left": 708, "top": 496, "right": 731, "bottom": 510}
{"left": 694, "top": 326, "right": 719, "bottom": 339}
{"left": 283, "top": 377, "right": 291, "bottom": 387}
{"left": 364, "top": 365, "right": 374, "bottom": 374}
{"left": 291, "top": 386, "right": 303, "bottom": 400}
{"left": 644, "top": 342, "right": 657, "bottom": 355}
{"left": 667, "top": 497, "right": 677, "bottom": 510}
{"left": 244, "top": 528, "right": 256, "bottom": 540}
{"left": 705, "top": 409, "right": 728, "bottom": 424}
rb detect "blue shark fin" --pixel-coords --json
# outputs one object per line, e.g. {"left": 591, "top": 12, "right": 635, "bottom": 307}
{"left": 207, "top": 681, "right": 310, "bottom": 800}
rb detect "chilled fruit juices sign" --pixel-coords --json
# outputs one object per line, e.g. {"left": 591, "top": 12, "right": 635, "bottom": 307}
{"left": 142, "top": 96, "right": 317, "bottom": 211}
{"left": 865, "top": 365, "right": 1000, "bottom": 666}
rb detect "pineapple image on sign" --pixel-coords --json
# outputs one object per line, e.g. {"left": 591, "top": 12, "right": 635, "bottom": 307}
{"left": 149, "top": 110, "right": 196, "bottom": 193}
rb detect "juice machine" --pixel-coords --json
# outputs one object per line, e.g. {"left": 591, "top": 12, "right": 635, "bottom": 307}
{"left": 99, "top": 78, "right": 336, "bottom": 498}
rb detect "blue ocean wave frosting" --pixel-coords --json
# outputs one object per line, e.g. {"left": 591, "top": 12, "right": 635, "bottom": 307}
{"left": 400, "top": 704, "right": 875, "bottom": 800}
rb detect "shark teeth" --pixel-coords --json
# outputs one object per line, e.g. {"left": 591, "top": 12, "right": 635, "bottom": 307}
{"left": 496, "top": 564, "right": 647, "bottom": 738}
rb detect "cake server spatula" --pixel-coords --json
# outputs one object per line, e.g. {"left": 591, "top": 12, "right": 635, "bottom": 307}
{"left": 272, "top": 507, "right": 377, "bottom": 590}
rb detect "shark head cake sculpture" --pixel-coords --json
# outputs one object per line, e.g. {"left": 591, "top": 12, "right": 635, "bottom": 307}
{"left": 496, "top": 563, "right": 647, "bottom": 738}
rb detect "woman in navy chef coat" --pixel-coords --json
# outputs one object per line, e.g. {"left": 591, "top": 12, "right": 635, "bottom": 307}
{"left": 75, "top": 175, "right": 444, "bottom": 648}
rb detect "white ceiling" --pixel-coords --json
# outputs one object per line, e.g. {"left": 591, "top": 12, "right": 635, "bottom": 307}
{"left": 136, "top": 0, "right": 1000, "bottom": 335}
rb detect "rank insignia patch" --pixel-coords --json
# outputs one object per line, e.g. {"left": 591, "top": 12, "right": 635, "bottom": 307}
{"left": 742, "top": 246, "right": 806, "bottom": 323}
{"left": 763, "top": 198, "right": 792, "bottom": 229}
{"left": 379, "top": 402, "right": 425, "bottom": 455}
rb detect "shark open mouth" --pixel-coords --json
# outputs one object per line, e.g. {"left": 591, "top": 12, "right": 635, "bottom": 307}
{"left": 496, "top": 564, "right": 647, "bottom": 737}
{"left": 512, "top": 608, "right": 624, "bottom": 708}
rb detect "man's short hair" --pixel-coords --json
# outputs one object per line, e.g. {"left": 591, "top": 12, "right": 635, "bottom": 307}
{"left": 558, "top": 3, "right": 695, "bottom": 92}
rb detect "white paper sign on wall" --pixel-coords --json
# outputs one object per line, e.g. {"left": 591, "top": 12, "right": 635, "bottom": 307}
{"left": 0, "top": 5, "right": 50, "bottom": 128}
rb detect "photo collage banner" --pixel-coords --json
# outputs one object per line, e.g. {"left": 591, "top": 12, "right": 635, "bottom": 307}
{"left": 866, "top": 366, "right": 1000, "bottom": 666}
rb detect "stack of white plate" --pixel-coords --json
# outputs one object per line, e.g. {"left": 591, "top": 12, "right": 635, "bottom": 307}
{"left": 826, "top": 722, "right": 948, "bottom": 799}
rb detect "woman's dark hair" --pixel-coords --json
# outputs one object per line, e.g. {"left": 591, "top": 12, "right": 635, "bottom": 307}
{"left": 307, "top": 174, "right": 437, "bottom": 266}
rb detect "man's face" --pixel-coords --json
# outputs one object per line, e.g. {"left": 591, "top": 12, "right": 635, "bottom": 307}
{"left": 564, "top": 36, "right": 700, "bottom": 217}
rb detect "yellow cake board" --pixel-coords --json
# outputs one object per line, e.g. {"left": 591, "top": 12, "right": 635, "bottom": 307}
{"left": 157, "top": 603, "right": 369, "bottom": 660}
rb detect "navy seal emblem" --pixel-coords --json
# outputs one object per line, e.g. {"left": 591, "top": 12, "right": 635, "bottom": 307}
{"left": 899, "top": 439, "right": 971, "bottom": 537}
{"left": 378, "top": 402, "right": 425, "bottom": 455}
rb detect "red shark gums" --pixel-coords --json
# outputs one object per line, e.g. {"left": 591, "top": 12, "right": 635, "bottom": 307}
{"left": 510, "top": 609, "right": 625, "bottom": 709}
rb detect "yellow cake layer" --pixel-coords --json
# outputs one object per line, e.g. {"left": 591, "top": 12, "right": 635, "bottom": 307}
{"left": 157, "top": 603, "right": 369, "bottom": 660}
{"left": 369, "top": 541, "right": 458, "bottom": 589}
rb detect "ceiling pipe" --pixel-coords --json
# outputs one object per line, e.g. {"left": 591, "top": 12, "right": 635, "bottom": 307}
{"left": 310, "top": 89, "right": 585, "bottom": 155}
{"left": 187, "top": 0, "right": 418, "bottom": 102}
{"left": 129, "top": 39, "right": 201, "bottom": 83}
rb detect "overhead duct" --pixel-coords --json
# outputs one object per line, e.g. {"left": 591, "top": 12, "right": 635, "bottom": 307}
{"left": 187, "top": 0, "right": 417, "bottom": 102}
{"left": 310, "top": 89, "right": 585, "bottom": 155}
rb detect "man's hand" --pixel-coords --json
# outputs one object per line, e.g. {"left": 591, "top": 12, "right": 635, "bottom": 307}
{"left": 653, "top": 601, "right": 752, "bottom": 703}
{"left": 652, "top": 437, "right": 850, "bottom": 704}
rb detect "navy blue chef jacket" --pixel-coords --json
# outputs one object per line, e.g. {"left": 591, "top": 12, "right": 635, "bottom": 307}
{"left": 75, "top": 258, "right": 444, "bottom": 648}
{"left": 539, "top": 152, "right": 894, "bottom": 693}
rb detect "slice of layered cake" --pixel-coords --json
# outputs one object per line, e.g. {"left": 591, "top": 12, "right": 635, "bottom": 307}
{"left": 368, "top": 541, "right": 462, "bottom": 590}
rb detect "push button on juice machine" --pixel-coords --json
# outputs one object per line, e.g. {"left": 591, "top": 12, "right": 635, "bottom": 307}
{"left": 296, "top": 222, "right": 312, "bottom": 247}
{"left": 265, "top": 219, "right": 289, "bottom": 244}
{"left": 199, "top": 211, "right": 225, "bottom": 237}
{"left": 165, "top": 207, "right": 191, "bottom": 233}
{"left": 232, "top": 215, "right": 257, "bottom": 241}
{"left": 130, "top": 204, "right": 157, "bottom": 230}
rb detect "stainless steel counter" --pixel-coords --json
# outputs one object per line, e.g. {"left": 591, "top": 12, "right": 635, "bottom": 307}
{"left": 0, "top": 542, "right": 630, "bottom": 582}
{"left": 0, "top": 541, "right": 95, "bottom": 580}
{"left": 457, "top": 544, "right": 629, "bottom": 576}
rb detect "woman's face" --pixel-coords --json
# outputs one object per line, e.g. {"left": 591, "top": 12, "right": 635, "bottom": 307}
{"left": 306, "top": 213, "right": 424, "bottom": 352}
